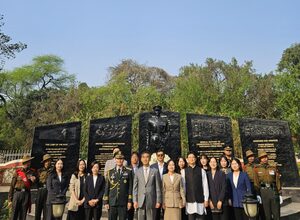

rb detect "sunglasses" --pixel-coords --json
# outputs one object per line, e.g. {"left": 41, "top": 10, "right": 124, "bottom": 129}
{"left": 157, "top": 154, "right": 164, "bottom": 157}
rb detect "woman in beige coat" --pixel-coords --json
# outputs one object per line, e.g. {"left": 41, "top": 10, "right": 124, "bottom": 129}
{"left": 162, "top": 159, "right": 186, "bottom": 220}
{"left": 67, "top": 159, "right": 87, "bottom": 220}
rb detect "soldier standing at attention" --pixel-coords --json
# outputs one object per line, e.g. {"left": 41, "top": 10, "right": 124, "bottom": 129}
{"left": 223, "top": 146, "right": 233, "bottom": 167}
{"left": 243, "top": 150, "right": 258, "bottom": 193}
{"left": 103, "top": 151, "right": 133, "bottom": 220}
{"left": 8, "top": 155, "right": 36, "bottom": 220}
{"left": 254, "top": 150, "right": 282, "bottom": 220}
{"left": 35, "top": 154, "right": 52, "bottom": 220}
{"left": 104, "top": 147, "right": 128, "bottom": 178}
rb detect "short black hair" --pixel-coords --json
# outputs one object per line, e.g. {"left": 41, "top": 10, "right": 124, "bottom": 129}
{"left": 141, "top": 150, "right": 151, "bottom": 157}
{"left": 131, "top": 151, "right": 139, "bottom": 157}
{"left": 90, "top": 161, "right": 100, "bottom": 170}
{"left": 156, "top": 148, "right": 164, "bottom": 154}
{"left": 187, "top": 151, "right": 197, "bottom": 158}
{"left": 166, "top": 159, "right": 178, "bottom": 173}
{"left": 219, "top": 155, "right": 229, "bottom": 167}
{"left": 199, "top": 153, "right": 208, "bottom": 160}
{"left": 231, "top": 157, "right": 243, "bottom": 172}
{"left": 208, "top": 156, "right": 219, "bottom": 170}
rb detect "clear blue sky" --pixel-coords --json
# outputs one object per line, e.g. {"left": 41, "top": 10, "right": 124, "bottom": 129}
{"left": 2, "top": 1, "right": 300, "bottom": 86}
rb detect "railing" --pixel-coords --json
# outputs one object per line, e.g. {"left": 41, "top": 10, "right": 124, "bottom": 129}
{"left": 0, "top": 149, "right": 31, "bottom": 163}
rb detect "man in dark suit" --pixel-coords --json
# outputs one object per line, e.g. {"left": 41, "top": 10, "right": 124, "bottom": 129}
{"left": 150, "top": 149, "right": 168, "bottom": 180}
{"left": 133, "top": 150, "right": 162, "bottom": 220}
{"left": 150, "top": 148, "right": 167, "bottom": 220}
{"left": 127, "top": 151, "right": 140, "bottom": 220}
{"left": 104, "top": 151, "right": 133, "bottom": 220}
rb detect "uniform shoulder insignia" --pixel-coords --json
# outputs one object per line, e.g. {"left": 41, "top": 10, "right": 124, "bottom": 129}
{"left": 108, "top": 167, "right": 115, "bottom": 172}
{"left": 125, "top": 167, "right": 132, "bottom": 171}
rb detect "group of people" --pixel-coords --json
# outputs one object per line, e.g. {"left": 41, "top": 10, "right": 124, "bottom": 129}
{"left": 8, "top": 146, "right": 282, "bottom": 220}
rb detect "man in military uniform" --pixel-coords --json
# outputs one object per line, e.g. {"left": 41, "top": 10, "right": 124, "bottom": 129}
{"left": 104, "top": 147, "right": 128, "bottom": 178}
{"left": 104, "top": 151, "right": 133, "bottom": 220}
{"left": 8, "top": 155, "right": 36, "bottom": 220}
{"left": 35, "top": 154, "right": 52, "bottom": 220}
{"left": 223, "top": 146, "right": 233, "bottom": 167}
{"left": 243, "top": 150, "right": 258, "bottom": 192}
{"left": 254, "top": 150, "right": 282, "bottom": 220}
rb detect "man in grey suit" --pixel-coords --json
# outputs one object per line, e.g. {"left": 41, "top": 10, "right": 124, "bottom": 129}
{"left": 133, "top": 150, "right": 162, "bottom": 220}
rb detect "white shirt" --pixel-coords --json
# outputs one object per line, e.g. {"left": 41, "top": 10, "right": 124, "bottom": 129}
{"left": 132, "top": 164, "right": 138, "bottom": 174}
{"left": 185, "top": 168, "right": 209, "bottom": 215}
{"left": 158, "top": 162, "right": 164, "bottom": 179}
{"left": 58, "top": 175, "right": 62, "bottom": 182}
{"left": 180, "top": 169, "right": 186, "bottom": 193}
{"left": 233, "top": 172, "right": 239, "bottom": 188}
{"left": 93, "top": 175, "right": 98, "bottom": 188}
{"left": 116, "top": 166, "right": 122, "bottom": 175}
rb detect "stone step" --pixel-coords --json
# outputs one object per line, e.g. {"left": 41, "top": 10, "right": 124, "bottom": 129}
{"left": 282, "top": 187, "right": 300, "bottom": 203}
{"left": 280, "top": 202, "right": 300, "bottom": 220}
{"left": 26, "top": 205, "right": 109, "bottom": 220}
{"left": 281, "top": 196, "right": 293, "bottom": 207}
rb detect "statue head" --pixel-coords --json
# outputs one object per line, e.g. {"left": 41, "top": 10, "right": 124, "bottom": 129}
{"left": 153, "top": 105, "right": 162, "bottom": 116}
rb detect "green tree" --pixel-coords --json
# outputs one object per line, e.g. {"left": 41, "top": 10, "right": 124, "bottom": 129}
{"left": 0, "top": 55, "right": 75, "bottom": 149}
{"left": 108, "top": 59, "right": 174, "bottom": 94}
{"left": 0, "top": 15, "right": 27, "bottom": 71}
{"left": 275, "top": 43, "right": 300, "bottom": 151}
{"left": 0, "top": 55, "right": 75, "bottom": 120}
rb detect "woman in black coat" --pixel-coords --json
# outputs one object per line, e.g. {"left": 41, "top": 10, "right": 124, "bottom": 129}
{"left": 46, "top": 159, "right": 68, "bottom": 220}
{"left": 207, "top": 157, "right": 228, "bottom": 220}
{"left": 84, "top": 161, "right": 105, "bottom": 220}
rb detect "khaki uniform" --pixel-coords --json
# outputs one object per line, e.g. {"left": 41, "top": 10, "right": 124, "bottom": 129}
{"left": 35, "top": 166, "right": 52, "bottom": 220}
{"left": 103, "top": 166, "right": 133, "bottom": 220}
{"left": 254, "top": 163, "right": 281, "bottom": 220}
{"left": 243, "top": 163, "right": 259, "bottom": 194}
{"left": 8, "top": 168, "right": 35, "bottom": 220}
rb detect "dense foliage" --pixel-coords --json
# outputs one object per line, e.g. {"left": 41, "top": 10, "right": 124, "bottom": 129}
{"left": 0, "top": 42, "right": 299, "bottom": 157}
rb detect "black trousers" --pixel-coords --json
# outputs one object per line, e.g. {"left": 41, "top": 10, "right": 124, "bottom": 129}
{"left": 211, "top": 205, "right": 229, "bottom": 220}
{"left": 67, "top": 205, "right": 85, "bottom": 220}
{"left": 181, "top": 208, "right": 188, "bottom": 220}
{"left": 127, "top": 206, "right": 135, "bottom": 220}
{"left": 109, "top": 205, "right": 127, "bottom": 220}
{"left": 205, "top": 207, "right": 212, "bottom": 220}
{"left": 85, "top": 207, "right": 102, "bottom": 220}
{"left": 155, "top": 208, "right": 164, "bottom": 220}
{"left": 188, "top": 213, "right": 205, "bottom": 220}
{"left": 11, "top": 191, "right": 30, "bottom": 220}
{"left": 35, "top": 188, "right": 48, "bottom": 220}
{"left": 233, "top": 207, "right": 248, "bottom": 220}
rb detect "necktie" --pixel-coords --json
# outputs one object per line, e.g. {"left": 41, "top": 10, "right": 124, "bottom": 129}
{"left": 144, "top": 168, "right": 149, "bottom": 182}
{"left": 118, "top": 168, "right": 121, "bottom": 176}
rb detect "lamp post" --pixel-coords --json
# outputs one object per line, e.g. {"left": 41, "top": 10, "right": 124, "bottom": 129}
{"left": 51, "top": 194, "right": 66, "bottom": 220}
{"left": 242, "top": 193, "right": 259, "bottom": 220}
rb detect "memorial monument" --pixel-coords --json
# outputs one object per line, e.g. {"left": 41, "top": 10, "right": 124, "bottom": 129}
{"left": 187, "top": 114, "right": 234, "bottom": 158}
{"left": 87, "top": 115, "right": 132, "bottom": 174}
{"left": 31, "top": 122, "right": 81, "bottom": 178}
{"left": 239, "top": 118, "right": 300, "bottom": 187}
